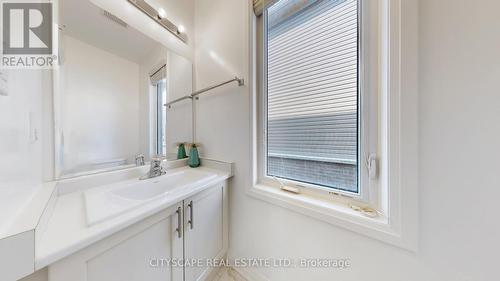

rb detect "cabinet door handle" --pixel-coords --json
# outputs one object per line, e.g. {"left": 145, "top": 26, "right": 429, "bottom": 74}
{"left": 176, "top": 206, "right": 182, "bottom": 238}
{"left": 188, "top": 201, "right": 194, "bottom": 229}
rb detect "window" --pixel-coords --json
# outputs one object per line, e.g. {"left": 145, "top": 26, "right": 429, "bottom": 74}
{"left": 262, "top": 0, "right": 376, "bottom": 198}
{"left": 155, "top": 78, "right": 167, "bottom": 156}
{"left": 252, "top": 0, "right": 419, "bottom": 250}
{"left": 150, "top": 62, "right": 167, "bottom": 157}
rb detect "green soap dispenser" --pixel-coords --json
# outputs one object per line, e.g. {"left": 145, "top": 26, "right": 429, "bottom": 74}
{"left": 177, "top": 143, "right": 187, "bottom": 159}
{"left": 188, "top": 144, "right": 200, "bottom": 168}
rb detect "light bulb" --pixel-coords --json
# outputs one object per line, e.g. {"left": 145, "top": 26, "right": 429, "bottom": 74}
{"left": 157, "top": 8, "right": 166, "bottom": 19}
{"left": 177, "top": 25, "right": 185, "bottom": 34}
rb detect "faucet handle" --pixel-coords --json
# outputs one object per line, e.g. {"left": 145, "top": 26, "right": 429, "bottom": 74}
{"left": 135, "top": 154, "right": 145, "bottom": 166}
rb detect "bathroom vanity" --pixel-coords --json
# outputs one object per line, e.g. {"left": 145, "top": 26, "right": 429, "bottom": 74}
{"left": 37, "top": 160, "right": 232, "bottom": 281}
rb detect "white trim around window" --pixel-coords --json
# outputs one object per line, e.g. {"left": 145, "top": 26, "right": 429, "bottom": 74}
{"left": 248, "top": 0, "right": 418, "bottom": 251}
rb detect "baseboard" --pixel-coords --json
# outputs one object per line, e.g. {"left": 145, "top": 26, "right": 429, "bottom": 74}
{"left": 229, "top": 267, "right": 270, "bottom": 281}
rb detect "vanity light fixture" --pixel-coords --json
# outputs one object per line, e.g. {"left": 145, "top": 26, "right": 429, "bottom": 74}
{"left": 127, "top": 0, "right": 188, "bottom": 43}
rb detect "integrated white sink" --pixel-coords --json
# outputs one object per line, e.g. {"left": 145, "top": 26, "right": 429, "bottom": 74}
{"left": 84, "top": 169, "right": 217, "bottom": 226}
{"left": 110, "top": 172, "right": 184, "bottom": 201}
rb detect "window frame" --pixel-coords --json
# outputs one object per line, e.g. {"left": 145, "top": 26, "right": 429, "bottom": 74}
{"left": 257, "top": 0, "right": 379, "bottom": 207}
{"left": 154, "top": 78, "right": 167, "bottom": 157}
{"left": 249, "top": 0, "right": 419, "bottom": 251}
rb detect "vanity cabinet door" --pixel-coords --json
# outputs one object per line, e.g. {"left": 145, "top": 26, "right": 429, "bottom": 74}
{"left": 48, "top": 204, "right": 184, "bottom": 281}
{"left": 183, "top": 183, "right": 227, "bottom": 281}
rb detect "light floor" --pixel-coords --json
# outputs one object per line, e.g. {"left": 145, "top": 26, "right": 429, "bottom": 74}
{"left": 212, "top": 268, "right": 245, "bottom": 281}
{"left": 215, "top": 273, "right": 237, "bottom": 281}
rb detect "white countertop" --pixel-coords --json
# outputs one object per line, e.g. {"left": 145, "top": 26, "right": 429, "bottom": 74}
{"left": 0, "top": 181, "right": 56, "bottom": 239}
{"left": 0, "top": 181, "right": 56, "bottom": 281}
{"left": 0, "top": 183, "right": 38, "bottom": 237}
{"left": 35, "top": 166, "right": 231, "bottom": 269}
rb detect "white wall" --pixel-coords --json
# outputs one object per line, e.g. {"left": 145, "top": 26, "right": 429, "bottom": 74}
{"left": 59, "top": 35, "right": 141, "bottom": 174}
{"left": 418, "top": 0, "right": 500, "bottom": 279}
{"left": 193, "top": 0, "right": 500, "bottom": 280}
{"left": 193, "top": 0, "right": 249, "bottom": 160}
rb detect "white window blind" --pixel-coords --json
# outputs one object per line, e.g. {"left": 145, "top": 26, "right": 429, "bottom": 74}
{"left": 266, "top": 0, "right": 359, "bottom": 192}
{"left": 149, "top": 63, "right": 167, "bottom": 86}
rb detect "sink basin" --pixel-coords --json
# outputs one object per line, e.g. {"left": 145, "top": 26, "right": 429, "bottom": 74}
{"left": 84, "top": 169, "right": 217, "bottom": 226}
{"left": 111, "top": 172, "right": 185, "bottom": 201}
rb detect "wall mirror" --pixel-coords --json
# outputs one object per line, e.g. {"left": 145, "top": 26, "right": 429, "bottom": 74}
{"left": 54, "top": 0, "right": 193, "bottom": 179}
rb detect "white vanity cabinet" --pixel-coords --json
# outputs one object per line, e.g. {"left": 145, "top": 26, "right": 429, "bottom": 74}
{"left": 48, "top": 203, "right": 184, "bottom": 281}
{"left": 184, "top": 183, "right": 227, "bottom": 281}
{"left": 47, "top": 181, "right": 228, "bottom": 281}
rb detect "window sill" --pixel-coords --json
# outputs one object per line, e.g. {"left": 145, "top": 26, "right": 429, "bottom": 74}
{"left": 247, "top": 184, "right": 416, "bottom": 251}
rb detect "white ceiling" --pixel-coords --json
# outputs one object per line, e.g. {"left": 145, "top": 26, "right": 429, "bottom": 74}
{"left": 61, "top": 0, "right": 163, "bottom": 63}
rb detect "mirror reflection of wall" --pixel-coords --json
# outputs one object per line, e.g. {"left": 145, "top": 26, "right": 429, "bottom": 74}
{"left": 56, "top": 0, "right": 193, "bottom": 178}
{"left": 163, "top": 51, "right": 194, "bottom": 158}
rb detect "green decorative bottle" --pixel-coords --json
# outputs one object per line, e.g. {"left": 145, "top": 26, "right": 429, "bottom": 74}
{"left": 177, "top": 143, "right": 187, "bottom": 159}
{"left": 188, "top": 144, "right": 200, "bottom": 168}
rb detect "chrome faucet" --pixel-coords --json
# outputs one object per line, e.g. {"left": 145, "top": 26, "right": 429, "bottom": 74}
{"left": 135, "top": 154, "right": 145, "bottom": 166}
{"left": 140, "top": 157, "right": 166, "bottom": 180}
